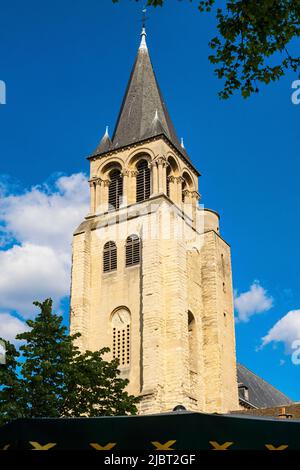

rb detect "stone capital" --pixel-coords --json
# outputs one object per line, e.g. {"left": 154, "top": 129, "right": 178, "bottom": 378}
{"left": 154, "top": 155, "right": 168, "bottom": 167}
{"left": 175, "top": 176, "right": 185, "bottom": 184}
{"left": 167, "top": 175, "right": 176, "bottom": 183}
{"left": 89, "top": 178, "right": 96, "bottom": 188}
{"left": 101, "top": 178, "right": 111, "bottom": 187}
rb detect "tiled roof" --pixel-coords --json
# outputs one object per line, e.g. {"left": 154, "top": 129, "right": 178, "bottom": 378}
{"left": 237, "top": 363, "right": 293, "bottom": 409}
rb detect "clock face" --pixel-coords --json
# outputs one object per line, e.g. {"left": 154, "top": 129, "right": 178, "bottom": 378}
{"left": 111, "top": 309, "right": 130, "bottom": 328}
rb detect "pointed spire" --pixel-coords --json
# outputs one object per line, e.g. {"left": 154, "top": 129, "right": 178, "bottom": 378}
{"left": 181, "top": 137, "right": 185, "bottom": 149}
{"left": 111, "top": 29, "right": 191, "bottom": 163}
{"left": 139, "top": 27, "right": 147, "bottom": 51}
{"left": 92, "top": 126, "right": 112, "bottom": 155}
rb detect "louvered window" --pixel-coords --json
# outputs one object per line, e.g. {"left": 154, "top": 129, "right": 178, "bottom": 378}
{"left": 125, "top": 235, "right": 140, "bottom": 267}
{"left": 136, "top": 160, "right": 151, "bottom": 202}
{"left": 109, "top": 169, "right": 123, "bottom": 210}
{"left": 103, "top": 241, "right": 117, "bottom": 272}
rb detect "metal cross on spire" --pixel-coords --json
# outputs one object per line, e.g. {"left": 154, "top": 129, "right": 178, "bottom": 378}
{"left": 139, "top": 6, "right": 149, "bottom": 50}
{"left": 141, "top": 6, "right": 149, "bottom": 29}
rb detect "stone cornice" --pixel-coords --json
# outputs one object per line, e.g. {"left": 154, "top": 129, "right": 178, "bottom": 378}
{"left": 87, "top": 134, "right": 201, "bottom": 177}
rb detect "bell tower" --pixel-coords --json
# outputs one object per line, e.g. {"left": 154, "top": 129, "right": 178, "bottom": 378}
{"left": 70, "top": 28, "right": 239, "bottom": 414}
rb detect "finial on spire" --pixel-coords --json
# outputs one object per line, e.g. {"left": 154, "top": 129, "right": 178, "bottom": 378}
{"left": 181, "top": 137, "right": 185, "bottom": 149}
{"left": 139, "top": 27, "right": 147, "bottom": 50}
{"left": 139, "top": 8, "right": 148, "bottom": 50}
{"left": 105, "top": 125, "right": 109, "bottom": 136}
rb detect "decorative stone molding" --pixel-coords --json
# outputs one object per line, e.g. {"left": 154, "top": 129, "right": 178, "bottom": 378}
{"left": 192, "top": 191, "right": 202, "bottom": 200}
{"left": 167, "top": 175, "right": 176, "bottom": 183}
{"left": 90, "top": 177, "right": 111, "bottom": 188}
{"left": 89, "top": 179, "right": 96, "bottom": 188}
{"left": 182, "top": 189, "right": 191, "bottom": 198}
{"left": 130, "top": 170, "right": 139, "bottom": 177}
{"left": 121, "top": 169, "right": 131, "bottom": 177}
{"left": 151, "top": 155, "right": 169, "bottom": 168}
{"left": 175, "top": 176, "right": 185, "bottom": 184}
{"left": 89, "top": 177, "right": 111, "bottom": 186}
{"left": 156, "top": 156, "right": 169, "bottom": 167}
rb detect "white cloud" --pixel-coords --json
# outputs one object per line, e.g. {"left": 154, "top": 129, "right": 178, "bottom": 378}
{"left": 0, "top": 313, "right": 29, "bottom": 343}
{"left": 234, "top": 281, "right": 273, "bottom": 322}
{"left": 0, "top": 243, "right": 70, "bottom": 317}
{"left": 262, "top": 310, "right": 300, "bottom": 352}
{"left": 0, "top": 173, "right": 89, "bottom": 251}
{"left": 0, "top": 173, "right": 89, "bottom": 317}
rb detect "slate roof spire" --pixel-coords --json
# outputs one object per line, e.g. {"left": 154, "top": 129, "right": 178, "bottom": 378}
{"left": 109, "top": 27, "right": 191, "bottom": 162}
{"left": 90, "top": 27, "right": 192, "bottom": 164}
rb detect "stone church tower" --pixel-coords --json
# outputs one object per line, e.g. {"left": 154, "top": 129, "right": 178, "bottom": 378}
{"left": 70, "top": 28, "right": 239, "bottom": 414}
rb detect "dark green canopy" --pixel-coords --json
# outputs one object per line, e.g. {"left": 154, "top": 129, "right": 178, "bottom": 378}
{"left": 0, "top": 411, "right": 299, "bottom": 450}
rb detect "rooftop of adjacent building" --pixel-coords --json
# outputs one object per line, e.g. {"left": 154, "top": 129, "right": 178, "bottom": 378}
{"left": 237, "top": 363, "right": 293, "bottom": 409}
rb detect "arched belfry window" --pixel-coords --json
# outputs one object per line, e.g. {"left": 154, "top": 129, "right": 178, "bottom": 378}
{"left": 111, "top": 308, "right": 131, "bottom": 367}
{"left": 109, "top": 169, "right": 123, "bottom": 210}
{"left": 125, "top": 235, "right": 140, "bottom": 267}
{"left": 136, "top": 159, "right": 151, "bottom": 202}
{"left": 103, "top": 241, "right": 117, "bottom": 272}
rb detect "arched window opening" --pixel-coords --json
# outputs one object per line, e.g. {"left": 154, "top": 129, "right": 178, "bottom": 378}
{"left": 188, "top": 311, "right": 197, "bottom": 373}
{"left": 126, "top": 235, "right": 140, "bottom": 267}
{"left": 111, "top": 308, "right": 131, "bottom": 367}
{"left": 221, "top": 254, "right": 225, "bottom": 278}
{"left": 108, "top": 169, "right": 123, "bottom": 210}
{"left": 136, "top": 160, "right": 151, "bottom": 202}
{"left": 103, "top": 241, "right": 117, "bottom": 272}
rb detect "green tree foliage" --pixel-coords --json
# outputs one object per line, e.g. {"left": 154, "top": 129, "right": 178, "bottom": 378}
{"left": 113, "top": 0, "right": 300, "bottom": 98}
{"left": 0, "top": 299, "right": 139, "bottom": 426}
{"left": 0, "top": 342, "right": 25, "bottom": 425}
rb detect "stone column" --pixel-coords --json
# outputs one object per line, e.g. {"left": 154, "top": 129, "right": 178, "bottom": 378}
{"left": 89, "top": 179, "right": 96, "bottom": 214}
{"left": 191, "top": 191, "right": 201, "bottom": 229}
{"left": 128, "top": 170, "right": 139, "bottom": 204}
{"left": 175, "top": 176, "right": 185, "bottom": 205}
{"left": 183, "top": 189, "right": 193, "bottom": 221}
{"left": 95, "top": 179, "right": 102, "bottom": 212}
{"left": 151, "top": 161, "right": 158, "bottom": 196}
{"left": 121, "top": 169, "right": 130, "bottom": 207}
{"left": 100, "top": 179, "right": 110, "bottom": 212}
{"left": 156, "top": 156, "right": 168, "bottom": 194}
{"left": 167, "top": 176, "right": 177, "bottom": 202}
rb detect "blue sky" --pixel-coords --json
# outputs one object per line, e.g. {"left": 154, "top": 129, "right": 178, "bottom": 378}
{"left": 0, "top": 0, "right": 299, "bottom": 401}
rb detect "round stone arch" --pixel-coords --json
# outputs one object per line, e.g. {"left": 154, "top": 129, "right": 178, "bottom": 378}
{"left": 126, "top": 148, "right": 154, "bottom": 170}
{"left": 97, "top": 157, "right": 124, "bottom": 180}
{"left": 125, "top": 150, "right": 153, "bottom": 203}
{"left": 110, "top": 306, "right": 132, "bottom": 370}
{"left": 181, "top": 169, "right": 195, "bottom": 191}
{"left": 166, "top": 153, "right": 181, "bottom": 176}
